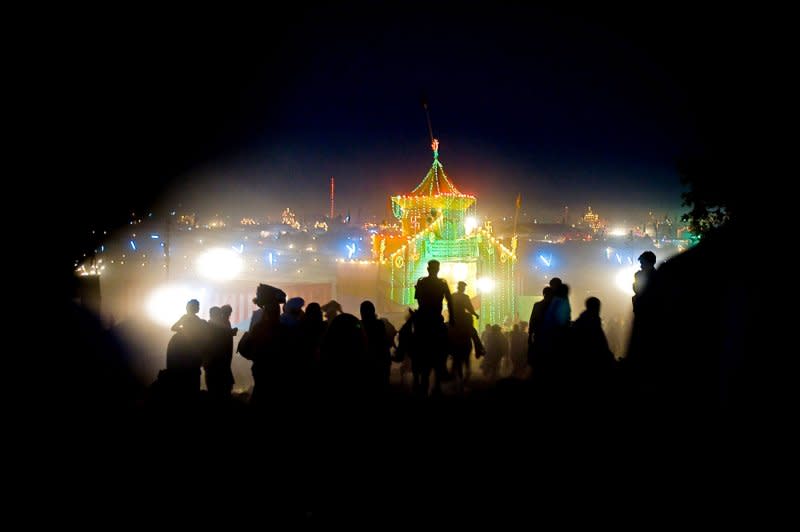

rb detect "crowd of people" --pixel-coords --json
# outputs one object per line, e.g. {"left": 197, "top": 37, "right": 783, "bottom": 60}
{"left": 152, "top": 253, "right": 660, "bottom": 409}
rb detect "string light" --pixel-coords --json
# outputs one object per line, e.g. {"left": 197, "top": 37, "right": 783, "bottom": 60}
{"left": 374, "top": 148, "right": 516, "bottom": 326}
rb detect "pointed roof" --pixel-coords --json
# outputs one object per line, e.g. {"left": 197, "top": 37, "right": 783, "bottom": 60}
{"left": 409, "top": 158, "right": 462, "bottom": 196}
{"left": 406, "top": 139, "right": 471, "bottom": 197}
{"left": 391, "top": 139, "right": 476, "bottom": 237}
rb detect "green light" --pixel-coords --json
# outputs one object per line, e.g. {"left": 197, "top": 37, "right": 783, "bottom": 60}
{"left": 378, "top": 151, "right": 516, "bottom": 327}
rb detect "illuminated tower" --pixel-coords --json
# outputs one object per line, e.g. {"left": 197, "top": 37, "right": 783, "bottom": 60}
{"left": 374, "top": 139, "right": 516, "bottom": 327}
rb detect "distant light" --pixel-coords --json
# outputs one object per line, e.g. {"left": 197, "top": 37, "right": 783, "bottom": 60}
{"left": 346, "top": 243, "right": 356, "bottom": 259}
{"left": 614, "top": 265, "right": 639, "bottom": 296}
{"left": 146, "top": 283, "right": 206, "bottom": 327}
{"left": 609, "top": 228, "right": 627, "bottom": 237}
{"left": 196, "top": 248, "right": 243, "bottom": 281}
{"left": 476, "top": 277, "right": 495, "bottom": 294}
{"left": 538, "top": 254, "right": 552, "bottom": 267}
{"left": 464, "top": 216, "right": 478, "bottom": 234}
{"left": 150, "top": 235, "right": 159, "bottom": 239}
{"left": 130, "top": 240, "right": 136, "bottom": 251}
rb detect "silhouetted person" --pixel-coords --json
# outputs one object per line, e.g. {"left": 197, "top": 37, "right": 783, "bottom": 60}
{"left": 162, "top": 299, "right": 208, "bottom": 399}
{"left": 528, "top": 285, "right": 554, "bottom": 370}
{"left": 237, "top": 283, "right": 286, "bottom": 407}
{"left": 206, "top": 306, "right": 236, "bottom": 401}
{"left": 449, "top": 281, "right": 482, "bottom": 389}
{"left": 280, "top": 296, "right": 305, "bottom": 379}
{"left": 319, "top": 313, "right": 368, "bottom": 401}
{"left": 249, "top": 303, "right": 263, "bottom": 332}
{"left": 299, "top": 302, "right": 325, "bottom": 371}
{"left": 395, "top": 309, "right": 416, "bottom": 387}
{"left": 570, "top": 297, "right": 616, "bottom": 405}
{"left": 415, "top": 260, "right": 454, "bottom": 319}
{"left": 220, "top": 304, "right": 237, "bottom": 337}
{"left": 509, "top": 323, "right": 528, "bottom": 378}
{"left": 171, "top": 299, "right": 205, "bottom": 338}
{"left": 413, "top": 259, "right": 454, "bottom": 396}
{"left": 538, "top": 282, "right": 571, "bottom": 393}
{"left": 482, "top": 325, "right": 508, "bottom": 380}
{"left": 481, "top": 323, "right": 491, "bottom": 348}
{"left": 381, "top": 316, "right": 398, "bottom": 354}
{"left": 164, "top": 331, "right": 203, "bottom": 400}
{"left": 451, "top": 281, "right": 479, "bottom": 325}
{"left": 544, "top": 283, "right": 571, "bottom": 331}
{"left": 281, "top": 297, "right": 305, "bottom": 327}
{"left": 321, "top": 300, "right": 343, "bottom": 323}
{"left": 632, "top": 251, "right": 656, "bottom": 314}
{"left": 605, "top": 314, "right": 625, "bottom": 359}
{"left": 360, "top": 301, "right": 393, "bottom": 395}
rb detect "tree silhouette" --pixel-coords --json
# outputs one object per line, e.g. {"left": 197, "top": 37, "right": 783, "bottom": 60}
{"left": 679, "top": 155, "right": 735, "bottom": 237}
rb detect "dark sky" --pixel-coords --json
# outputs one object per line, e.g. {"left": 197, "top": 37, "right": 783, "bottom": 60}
{"left": 47, "top": 4, "right": 779, "bottom": 266}
{"left": 163, "top": 5, "right": 695, "bottom": 222}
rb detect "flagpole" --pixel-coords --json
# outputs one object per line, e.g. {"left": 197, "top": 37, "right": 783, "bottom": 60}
{"left": 422, "top": 98, "right": 434, "bottom": 144}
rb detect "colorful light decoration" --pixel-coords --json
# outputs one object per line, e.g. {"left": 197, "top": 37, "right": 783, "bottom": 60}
{"left": 377, "top": 141, "right": 516, "bottom": 327}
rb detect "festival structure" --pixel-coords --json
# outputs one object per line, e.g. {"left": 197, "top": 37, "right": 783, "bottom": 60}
{"left": 373, "top": 139, "right": 517, "bottom": 327}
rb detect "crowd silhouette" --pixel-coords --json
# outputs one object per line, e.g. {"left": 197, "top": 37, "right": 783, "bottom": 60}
{"left": 145, "top": 257, "right": 661, "bottom": 417}
{"left": 57, "top": 243, "right": 767, "bottom": 436}
{"left": 50, "top": 238, "right": 769, "bottom": 521}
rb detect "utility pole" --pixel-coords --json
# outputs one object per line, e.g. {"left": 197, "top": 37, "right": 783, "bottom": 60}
{"left": 165, "top": 209, "right": 172, "bottom": 281}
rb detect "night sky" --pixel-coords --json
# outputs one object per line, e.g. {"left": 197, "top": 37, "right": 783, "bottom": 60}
{"left": 47, "top": 4, "right": 778, "bottom": 268}
{"left": 163, "top": 5, "right": 695, "bottom": 222}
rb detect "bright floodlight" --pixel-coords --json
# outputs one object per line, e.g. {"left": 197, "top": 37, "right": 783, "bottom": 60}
{"left": 197, "top": 248, "right": 243, "bottom": 281}
{"left": 614, "top": 265, "right": 639, "bottom": 296}
{"left": 476, "top": 277, "right": 495, "bottom": 293}
{"left": 609, "top": 227, "right": 628, "bottom": 237}
{"left": 452, "top": 262, "right": 468, "bottom": 281}
{"left": 146, "top": 283, "right": 200, "bottom": 327}
{"left": 464, "top": 216, "right": 478, "bottom": 234}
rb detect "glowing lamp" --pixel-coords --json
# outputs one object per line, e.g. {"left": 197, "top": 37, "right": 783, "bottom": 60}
{"left": 476, "top": 277, "right": 495, "bottom": 294}
{"left": 196, "top": 248, "right": 243, "bottom": 281}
